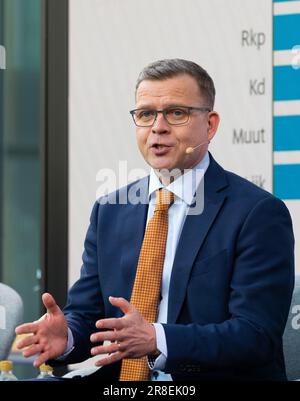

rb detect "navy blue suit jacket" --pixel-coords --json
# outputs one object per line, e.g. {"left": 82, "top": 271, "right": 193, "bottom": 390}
{"left": 61, "top": 154, "right": 294, "bottom": 381}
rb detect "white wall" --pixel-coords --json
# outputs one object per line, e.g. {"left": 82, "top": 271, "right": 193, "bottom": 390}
{"left": 69, "top": 0, "right": 273, "bottom": 288}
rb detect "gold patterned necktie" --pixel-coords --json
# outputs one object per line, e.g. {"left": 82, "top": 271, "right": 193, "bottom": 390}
{"left": 119, "top": 188, "right": 174, "bottom": 381}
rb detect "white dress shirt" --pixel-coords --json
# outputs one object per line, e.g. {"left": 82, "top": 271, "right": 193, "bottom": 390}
{"left": 62, "top": 152, "right": 210, "bottom": 381}
{"left": 147, "top": 152, "right": 210, "bottom": 380}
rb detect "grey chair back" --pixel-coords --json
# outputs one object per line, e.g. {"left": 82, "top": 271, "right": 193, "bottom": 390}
{"left": 283, "top": 275, "right": 300, "bottom": 380}
{"left": 0, "top": 283, "right": 23, "bottom": 360}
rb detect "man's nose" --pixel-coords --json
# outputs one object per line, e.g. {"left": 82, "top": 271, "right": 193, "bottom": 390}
{"left": 151, "top": 112, "right": 170, "bottom": 134}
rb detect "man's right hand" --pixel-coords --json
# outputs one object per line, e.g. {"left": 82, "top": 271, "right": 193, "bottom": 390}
{"left": 15, "top": 293, "right": 68, "bottom": 367}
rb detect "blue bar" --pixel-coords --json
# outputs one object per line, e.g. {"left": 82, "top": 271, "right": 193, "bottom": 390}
{"left": 274, "top": 0, "right": 299, "bottom": 2}
{"left": 274, "top": 14, "right": 300, "bottom": 51}
{"left": 274, "top": 164, "right": 300, "bottom": 199}
{"left": 274, "top": 115, "right": 300, "bottom": 151}
{"left": 274, "top": 66, "right": 300, "bottom": 101}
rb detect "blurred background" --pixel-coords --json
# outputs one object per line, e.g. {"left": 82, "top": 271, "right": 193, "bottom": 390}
{"left": 0, "top": 0, "right": 299, "bottom": 379}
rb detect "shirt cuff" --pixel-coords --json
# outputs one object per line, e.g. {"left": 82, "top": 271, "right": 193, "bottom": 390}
{"left": 56, "top": 327, "right": 75, "bottom": 360}
{"left": 148, "top": 323, "right": 167, "bottom": 370}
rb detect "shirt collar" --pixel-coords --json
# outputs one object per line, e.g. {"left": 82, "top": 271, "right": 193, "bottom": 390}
{"left": 148, "top": 151, "right": 210, "bottom": 206}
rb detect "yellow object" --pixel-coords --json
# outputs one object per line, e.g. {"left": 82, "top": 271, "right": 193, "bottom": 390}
{"left": 11, "top": 333, "right": 33, "bottom": 353}
{"left": 39, "top": 363, "right": 53, "bottom": 372}
{"left": 0, "top": 360, "right": 13, "bottom": 371}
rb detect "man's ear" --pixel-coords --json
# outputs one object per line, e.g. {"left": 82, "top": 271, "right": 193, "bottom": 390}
{"left": 207, "top": 111, "right": 220, "bottom": 141}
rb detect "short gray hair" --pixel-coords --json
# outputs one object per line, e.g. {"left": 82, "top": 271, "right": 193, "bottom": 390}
{"left": 136, "top": 59, "right": 216, "bottom": 109}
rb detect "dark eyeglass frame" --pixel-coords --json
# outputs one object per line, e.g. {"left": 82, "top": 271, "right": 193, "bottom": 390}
{"left": 129, "top": 106, "right": 211, "bottom": 127}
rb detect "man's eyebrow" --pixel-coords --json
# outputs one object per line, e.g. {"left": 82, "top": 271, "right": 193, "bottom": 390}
{"left": 135, "top": 103, "right": 189, "bottom": 109}
{"left": 134, "top": 104, "right": 153, "bottom": 110}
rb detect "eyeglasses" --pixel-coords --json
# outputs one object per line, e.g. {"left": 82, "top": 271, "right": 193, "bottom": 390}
{"left": 129, "top": 106, "right": 211, "bottom": 127}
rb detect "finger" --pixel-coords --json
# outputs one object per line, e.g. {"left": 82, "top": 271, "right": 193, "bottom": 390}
{"left": 16, "top": 335, "right": 37, "bottom": 350}
{"left": 90, "top": 329, "right": 121, "bottom": 343}
{"left": 33, "top": 351, "right": 51, "bottom": 368}
{"left": 15, "top": 322, "right": 39, "bottom": 336}
{"left": 95, "top": 317, "right": 124, "bottom": 330}
{"left": 42, "top": 293, "right": 61, "bottom": 315}
{"left": 108, "top": 296, "right": 133, "bottom": 315}
{"left": 23, "top": 344, "right": 44, "bottom": 358}
{"left": 91, "top": 342, "right": 120, "bottom": 356}
{"left": 95, "top": 351, "right": 124, "bottom": 367}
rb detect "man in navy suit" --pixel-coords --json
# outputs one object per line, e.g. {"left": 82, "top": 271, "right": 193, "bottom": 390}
{"left": 16, "top": 59, "right": 294, "bottom": 381}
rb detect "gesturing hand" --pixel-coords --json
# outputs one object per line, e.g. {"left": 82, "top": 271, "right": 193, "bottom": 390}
{"left": 15, "top": 293, "right": 68, "bottom": 367}
{"left": 90, "top": 296, "right": 158, "bottom": 367}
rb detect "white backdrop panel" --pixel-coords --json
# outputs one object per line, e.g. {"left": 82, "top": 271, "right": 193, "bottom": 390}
{"left": 69, "top": 0, "right": 273, "bottom": 286}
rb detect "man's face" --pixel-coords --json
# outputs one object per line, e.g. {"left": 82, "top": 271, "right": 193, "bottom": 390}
{"left": 135, "top": 74, "right": 219, "bottom": 173}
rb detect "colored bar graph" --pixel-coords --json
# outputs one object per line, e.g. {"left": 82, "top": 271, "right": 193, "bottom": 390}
{"left": 274, "top": 66, "right": 300, "bottom": 101}
{"left": 273, "top": 1, "right": 300, "bottom": 200}
{"left": 274, "top": 14, "right": 300, "bottom": 51}
{"left": 274, "top": 115, "right": 300, "bottom": 151}
{"left": 274, "top": 164, "right": 300, "bottom": 198}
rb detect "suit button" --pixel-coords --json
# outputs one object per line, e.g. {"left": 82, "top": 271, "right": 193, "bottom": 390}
{"left": 152, "top": 371, "right": 159, "bottom": 380}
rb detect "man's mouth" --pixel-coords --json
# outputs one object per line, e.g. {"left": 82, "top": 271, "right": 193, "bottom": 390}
{"left": 151, "top": 144, "right": 172, "bottom": 149}
{"left": 150, "top": 144, "right": 173, "bottom": 155}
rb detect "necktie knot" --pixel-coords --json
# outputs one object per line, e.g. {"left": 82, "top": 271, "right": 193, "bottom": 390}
{"left": 155, "top": 189, "right": 174, "bottom": 212}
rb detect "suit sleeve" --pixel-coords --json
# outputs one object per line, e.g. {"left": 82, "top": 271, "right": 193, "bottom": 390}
{"left": 163, "top": 196, "right": 295, "bottom": 373}
{"left": 61, "top": 201, "right": 104, "bottom": 364}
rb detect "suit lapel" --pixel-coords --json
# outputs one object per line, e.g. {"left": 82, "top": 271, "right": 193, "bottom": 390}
{"left": 168, "top": 155, "right": 228, "bottom": 323}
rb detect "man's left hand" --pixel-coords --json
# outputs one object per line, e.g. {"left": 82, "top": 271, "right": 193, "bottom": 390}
{"left": 90, "top": 296, "right": 158, "bottom": 367}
